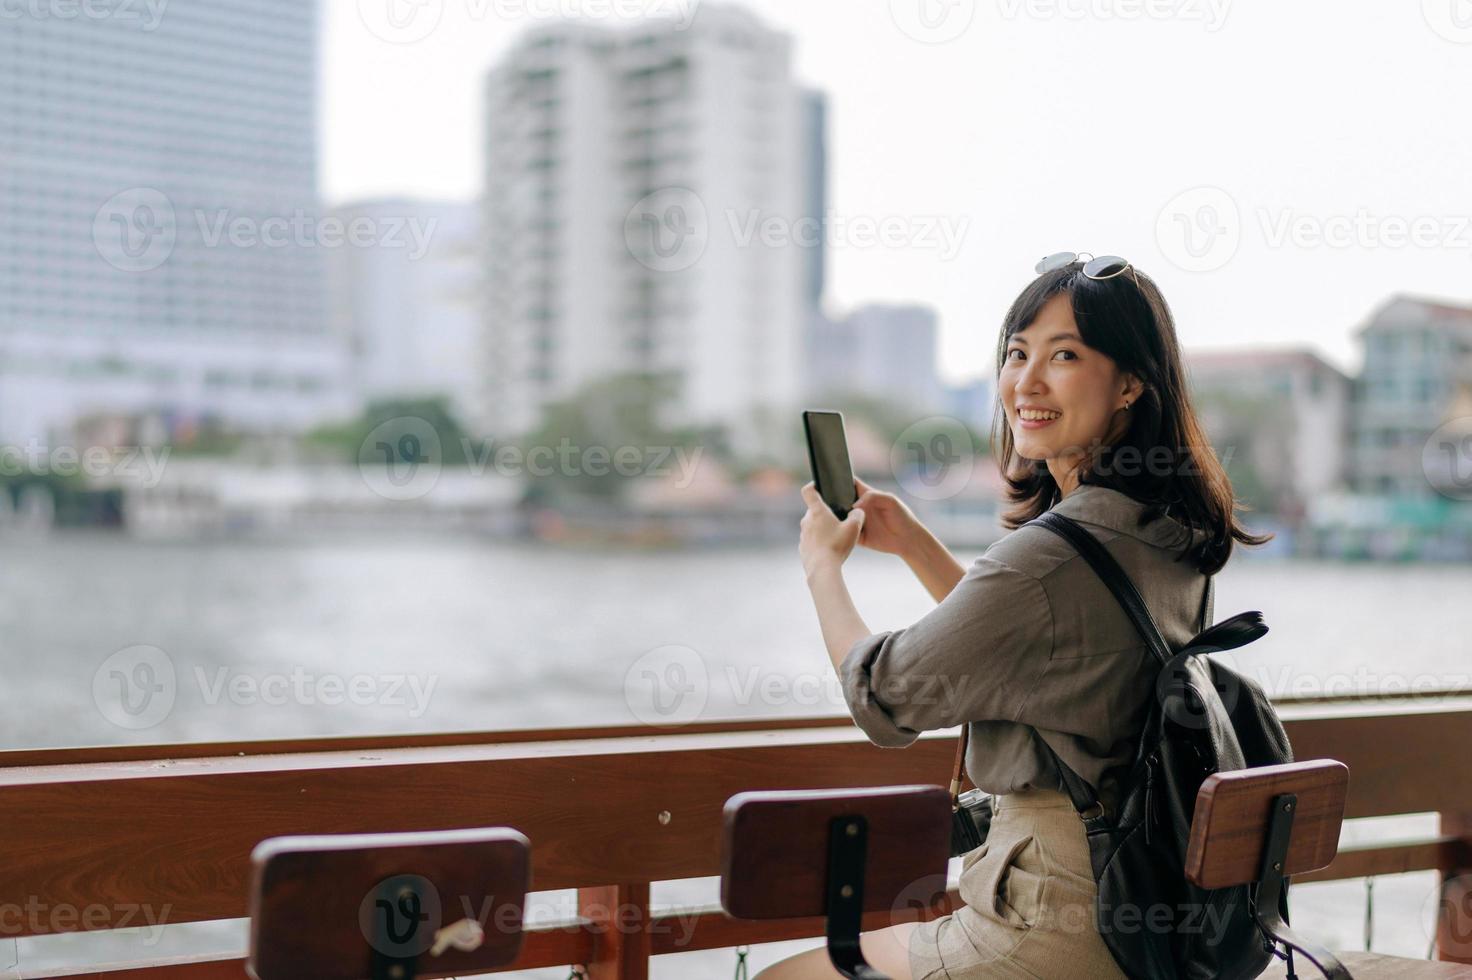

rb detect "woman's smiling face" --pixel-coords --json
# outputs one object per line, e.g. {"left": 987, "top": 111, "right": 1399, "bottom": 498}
{"left": 999, "top": 293, "right": 1141, "bottom": 487}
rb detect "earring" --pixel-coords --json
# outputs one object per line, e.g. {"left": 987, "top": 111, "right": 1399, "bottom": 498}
{"left": 1124, "top": 401, "right": 1132, "bottom": 411}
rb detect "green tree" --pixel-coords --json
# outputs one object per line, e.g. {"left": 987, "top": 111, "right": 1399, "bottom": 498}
{"left": 515, "top": 371, "right": 726, "bottom": 501}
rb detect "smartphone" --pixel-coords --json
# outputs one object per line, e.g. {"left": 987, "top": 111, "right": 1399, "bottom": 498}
{"left": 802, "top": 410, "right": 857, "bottom": 520}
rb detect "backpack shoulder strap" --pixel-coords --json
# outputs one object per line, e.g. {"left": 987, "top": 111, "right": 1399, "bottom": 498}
{"left": 1028, "top": 511, "right": 1175, "bottom": 668}
{"left": 1023, "top": 511, "right": 1180, "bottom": 816}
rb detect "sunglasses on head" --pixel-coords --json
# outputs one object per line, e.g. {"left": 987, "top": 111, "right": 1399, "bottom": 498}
{"left": 1035, "top": 251, "right": 1138, "bottom": 284}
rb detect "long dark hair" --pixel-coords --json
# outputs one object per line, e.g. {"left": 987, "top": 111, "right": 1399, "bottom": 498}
{"left": 989, "top": 261, "right": 1271, "bottom": 575}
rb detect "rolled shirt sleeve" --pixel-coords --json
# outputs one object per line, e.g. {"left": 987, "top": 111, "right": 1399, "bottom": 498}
{"left": 838, "top": 556, "right": 1054, "bottom": 747}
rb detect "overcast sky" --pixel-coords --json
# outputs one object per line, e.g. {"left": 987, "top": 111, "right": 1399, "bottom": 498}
{"left": 322, "top": 0, "right": 1472, "bottom": 384}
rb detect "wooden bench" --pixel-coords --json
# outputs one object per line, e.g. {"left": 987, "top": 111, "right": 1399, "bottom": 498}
{"left": 1, "top": 705, "right": 1470, "bottom": 977}
{"left": 248, "top": 827, "right": 531, "bottom": 980}
{"left": 1188, "top": 759, "right": 1472, "bottom": 979}
{"left": 719, "top": 785, "right": 952, "bottom": 980}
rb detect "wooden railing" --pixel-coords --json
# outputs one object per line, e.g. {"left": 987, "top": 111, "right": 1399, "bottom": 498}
{"left": 2, "top": 699, "right": 1471, "bottom": 977}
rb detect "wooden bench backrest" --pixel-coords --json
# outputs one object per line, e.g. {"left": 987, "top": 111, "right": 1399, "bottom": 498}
{"left": 248, "top": 827, "right": 531, "bottom": 980}
{"left": 719, "top": 784, "right": 951, "bottom": 920}
{"left": 1185, "top": 759, "right": 1350, "bottom": 890}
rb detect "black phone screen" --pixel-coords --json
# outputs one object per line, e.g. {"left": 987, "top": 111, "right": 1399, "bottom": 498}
{"left": 802, "top": 411, "right": 857, "bottom": 519}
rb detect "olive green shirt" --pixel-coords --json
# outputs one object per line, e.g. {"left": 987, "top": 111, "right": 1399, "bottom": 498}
{"left": 839, "top": 484, "right": 1215, "bottom": 817}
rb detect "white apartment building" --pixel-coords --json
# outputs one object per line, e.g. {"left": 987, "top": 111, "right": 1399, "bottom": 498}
{"left": 478, "top": 7, "right": 814, "bottom": 455}
{"left": 1349, "top": 295, "right": 1472, "bottom": 499}
{"left": 1187, "top": 347, "right": 1352, "bottom": 510}
{"left": 0, "top": 0, "right": 348, "bottom": 445}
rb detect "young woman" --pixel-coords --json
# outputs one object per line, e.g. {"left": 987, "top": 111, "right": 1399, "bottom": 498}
{"left": 777, "top": 254, "right": 1270, "bottom": 979}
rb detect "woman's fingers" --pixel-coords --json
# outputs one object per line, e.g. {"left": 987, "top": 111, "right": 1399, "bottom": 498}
{"left": 800, "top": 482, "right": 831, "bottom": 519}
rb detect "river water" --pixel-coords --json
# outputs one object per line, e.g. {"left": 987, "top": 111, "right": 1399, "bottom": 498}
{"left": 1, "top": 533, "right": 1466, "bottom": 974}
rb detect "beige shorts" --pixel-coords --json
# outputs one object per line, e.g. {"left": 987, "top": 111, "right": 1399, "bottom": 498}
{"left": 909, "top": 787, "right": 1129, "bottom": 979}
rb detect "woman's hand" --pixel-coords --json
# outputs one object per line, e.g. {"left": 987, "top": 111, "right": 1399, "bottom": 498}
{"left": 798, "top": 482, "right": 865, "bottom": 578}
{"left": 851, "top": 477, "right": 923, "bottom": 558}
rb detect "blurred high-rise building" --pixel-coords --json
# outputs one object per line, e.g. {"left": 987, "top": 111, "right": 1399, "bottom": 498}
{"left": 477, "top": 7, "right": 816, "bottom": 454}
{"left": 0, "top": 0, "right": 347, "bottom": 445}
{"left": 326, "top": 200, "right": 480, "bottom": 427}
{"left": 799, "top": 88, "right": 828, "bottom": 317}
{"left": 945, "top": 377, "right": 996, "bottom": 434}
{"left": 1187, "top": 348, "right": 1351, "bottom": 517}
{"left": 1349, "top": 295, "right": 1472, "bottom": 499}
{"left": 807, "top": 303, "right": 944, "bottom": 414}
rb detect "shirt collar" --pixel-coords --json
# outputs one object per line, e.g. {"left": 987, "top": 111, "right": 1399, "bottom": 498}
{"left": 1049, "top": 484, "right": 1207, "bottom": 552}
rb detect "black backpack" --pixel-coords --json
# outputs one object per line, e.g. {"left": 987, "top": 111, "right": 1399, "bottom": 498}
{"left": 1027, "top": 511, "right": 1294, "bottom": 980}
